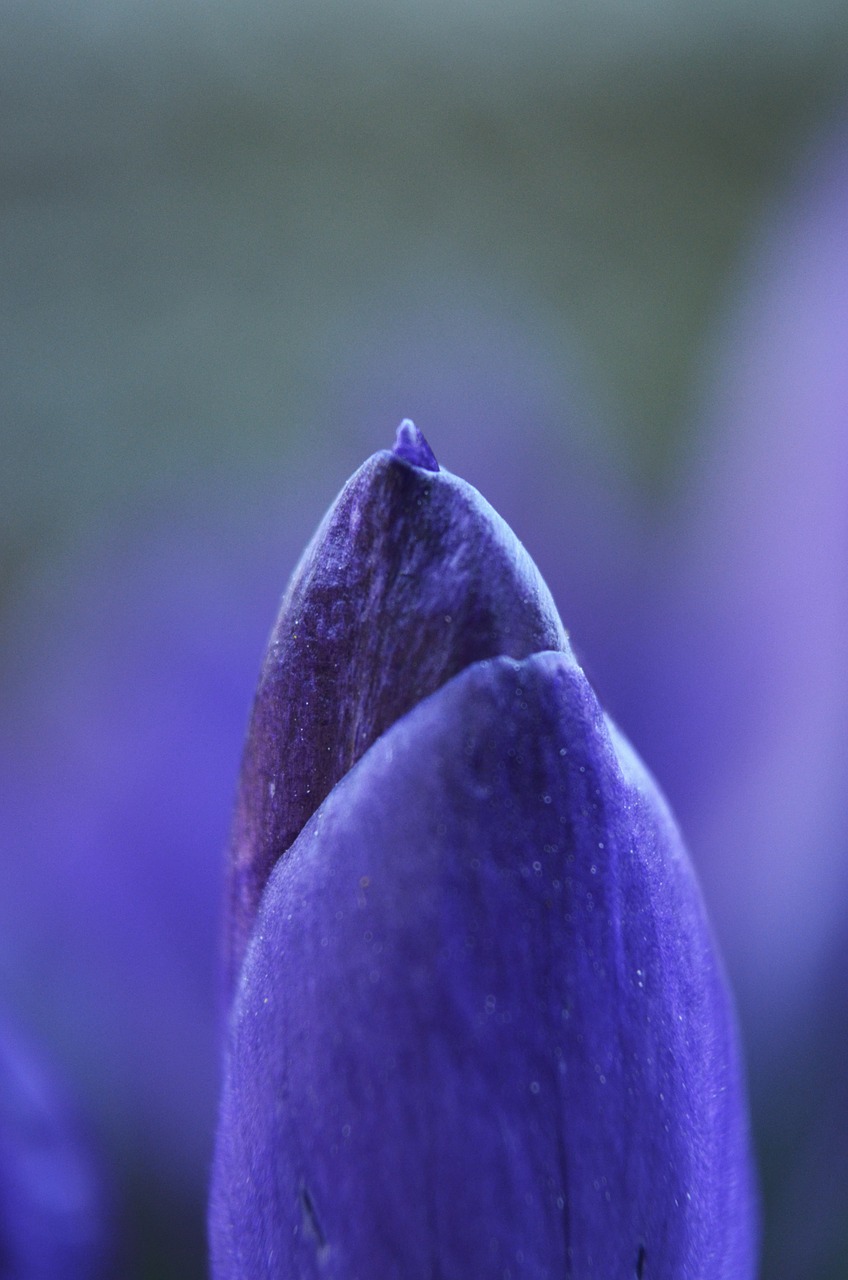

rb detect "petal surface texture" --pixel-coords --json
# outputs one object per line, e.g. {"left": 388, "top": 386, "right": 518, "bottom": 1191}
{"left": 211, "top": 652, "right": 757, "bottom": 1279}
{"left": 228, "top": 435, "right": 569, "bottom": 984}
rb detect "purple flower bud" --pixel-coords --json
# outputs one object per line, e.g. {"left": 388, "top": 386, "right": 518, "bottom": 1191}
{"left": 211, "top": 427, "right": 757, "bottom": 1278}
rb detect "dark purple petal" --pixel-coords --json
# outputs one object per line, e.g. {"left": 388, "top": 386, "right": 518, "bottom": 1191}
{"left": 228, "top": 428, "right": 569, "bottom": 985}
{"left": 211, "top": 652, "right": 757, "bottom": 1279}
{"left": 0, "top": 1016, "right": 113, "bottom": 1279}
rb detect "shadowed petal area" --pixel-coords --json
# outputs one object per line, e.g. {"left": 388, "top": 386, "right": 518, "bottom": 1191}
{"left": 0, "top": 1017, "right": 113, "bottom": 1279}
{"left": 228, "top": 430, "right": 570, "bottom": 985}
{"left": 211, "top": 653, "right": 756, "bottom": 1279}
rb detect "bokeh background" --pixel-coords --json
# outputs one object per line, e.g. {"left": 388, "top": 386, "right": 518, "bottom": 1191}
{"left": 3, "top": 2, "right": 848, "bottom": 1276}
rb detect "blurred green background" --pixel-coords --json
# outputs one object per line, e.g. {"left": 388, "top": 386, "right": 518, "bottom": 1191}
{"left": 5, "top": 0, "right": 848, "bottom": 590}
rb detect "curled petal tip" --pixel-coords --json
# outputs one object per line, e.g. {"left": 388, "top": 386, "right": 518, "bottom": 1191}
{"left": 392, "top": 419, "right": 440, "bottom": 472}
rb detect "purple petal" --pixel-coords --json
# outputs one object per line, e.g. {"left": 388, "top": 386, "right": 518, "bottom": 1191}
{"left": 0, "top": 1016, "right": 113, "bottom": 1279}
{"left": 211, "top": 653, "right": 757, "bottom": 1279}
{"left": 228, "top": 441, "right": 569, "bottom": 985}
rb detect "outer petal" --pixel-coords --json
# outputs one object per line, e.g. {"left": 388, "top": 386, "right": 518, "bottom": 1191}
{"left": 211, "top": 652, "right": 756, "bottom": 1279}
{"left": 228, "top": 437, "right": 569, "bottom": 985}
{"left": 0, "top": 1016, "right": 113, "bottom": 1279}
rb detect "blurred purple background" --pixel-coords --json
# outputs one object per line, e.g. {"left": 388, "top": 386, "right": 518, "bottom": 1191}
{"left": 3, "top": 4, "right": 848, "bottom": 1276}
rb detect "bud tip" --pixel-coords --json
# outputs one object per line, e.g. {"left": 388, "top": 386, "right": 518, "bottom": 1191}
{"left": 392, "top": 420, "right": 440, "bottom": 472}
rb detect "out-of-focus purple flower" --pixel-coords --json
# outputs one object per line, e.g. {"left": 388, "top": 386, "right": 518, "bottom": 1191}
{"left": 686, "top": 116, "right": 848, "bottom": 1280}
{"left": 0, "top": 517, "right": 247, "bottom": 1197}
{"left": 210, "top": 425, "right": 757, "bottom": 1278}
{"left": 625, "top": 115, "right": 848, "bottom": 1054}
{"left": 0, "top": 1013, "right": 112, "bottom": 1279}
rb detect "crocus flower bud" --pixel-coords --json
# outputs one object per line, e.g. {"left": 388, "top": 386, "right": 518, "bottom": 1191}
{"left": 211, "top": 425, "right": 757, "bottom": 1279}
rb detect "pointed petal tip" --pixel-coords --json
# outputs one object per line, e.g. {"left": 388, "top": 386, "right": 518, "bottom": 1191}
{"left": 392, "top": 419, "right": 440, "bottom": 472}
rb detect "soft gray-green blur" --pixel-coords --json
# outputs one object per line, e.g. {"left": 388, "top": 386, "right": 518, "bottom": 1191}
{"left": 4, "top": 0, "right": 848, "bottom": 601}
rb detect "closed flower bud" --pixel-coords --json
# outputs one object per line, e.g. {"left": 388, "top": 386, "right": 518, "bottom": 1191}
{"left": 211, "top": 424, "right": 757, "bottom": 1279}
